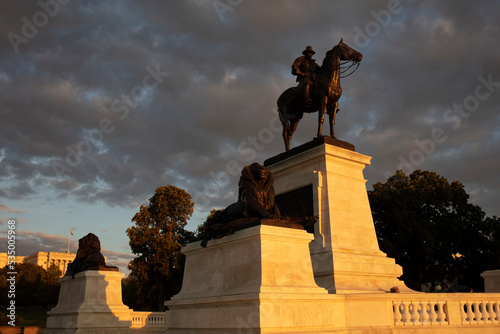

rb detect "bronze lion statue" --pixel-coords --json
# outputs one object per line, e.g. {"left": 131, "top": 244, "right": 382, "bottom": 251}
{"left": 200, "top": 163, "right": 280, "bottom": 246}
{"left": 65, "top": 233, "right": 109, "bottom": 276}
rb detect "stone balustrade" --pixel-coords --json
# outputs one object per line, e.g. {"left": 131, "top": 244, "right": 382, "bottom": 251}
{"left": 393, "top": 300, "right": 449, "bottom": 326}
{"left": 130, "top": 311, "right": 165, "bottom": 329}
{"left": 460, "top": 299, "right": 500, "bottom": 325}
{"left": 391, "top": 293, "right": 500, "bottom": 327}
{"left": 131, "top": 293, "right": 500, "bottom": 333}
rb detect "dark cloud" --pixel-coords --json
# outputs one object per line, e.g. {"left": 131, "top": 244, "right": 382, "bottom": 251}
{"left": 0, "top": 230, "right": 77, "bottom": 255}
{"left": 0, "top": 0, "right": 499, "bottom": 228}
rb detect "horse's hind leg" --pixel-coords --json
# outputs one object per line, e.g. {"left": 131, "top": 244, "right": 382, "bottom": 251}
{"left": 328, "top": 101, "right": 338, "bottom": 138}
{"left": 282, "top": 124, "right": 290, "bottom": 151}
{"left": 317, "top": 97, "right": 328, "bottom": 137}
{"left": 286, "top": 117, "right": 301, "bottom": 150}
{"left": 279, "top": 109, "right": 291, "bottom": 151}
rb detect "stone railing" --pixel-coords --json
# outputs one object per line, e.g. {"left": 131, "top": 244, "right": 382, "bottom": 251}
{"left": 391, "top": 294, "right": 500, "bottom": 326}
{"left": 393, "top": 299, "right": 450, "bottom": 326}
{"left": 126, "top": 294, "right": 500, "bottom": 332}
{"left": 130, "top": 311, "right": 165, "bottom": 328}
{"left": 460, "top": 299, "right": 500, "bottom": 325}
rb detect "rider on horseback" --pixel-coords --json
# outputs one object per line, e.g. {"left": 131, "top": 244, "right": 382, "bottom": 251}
{"left": 292, "top": 46, "right": 320, "bottom": 107}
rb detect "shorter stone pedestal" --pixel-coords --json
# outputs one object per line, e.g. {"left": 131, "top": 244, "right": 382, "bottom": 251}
{"left": 166, "top": 223, "right": 346, "bottom": 333}
{"left": 482, "top": 269, "right": 500, "bottom": 292}
{"left": 46, "top": 270, "right": 132, "bottom": 334}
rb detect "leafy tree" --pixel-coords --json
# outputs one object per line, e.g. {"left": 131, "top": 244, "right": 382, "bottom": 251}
{"left": 369, "top": 170, "right": 500, "bottom": 292}
{"left": 39, "top": 264, "right": 62, "bottom": 307}
{"left": 195, "top": 208, "right": 219, "bottom": 238}
{"left": 0, "top": 263, "right": 60, "bottom": 307}
{"left": 127, "top": 185, "right": 195, "bottom": 311}
{"left": 122, "top": 275, "right": 140, "bottom": 310}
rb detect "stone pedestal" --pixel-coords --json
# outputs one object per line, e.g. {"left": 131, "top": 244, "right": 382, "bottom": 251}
{"left": 166, "top": 224, "right": 346, "bottom": 333}
{"left": 265, "top": 140, "right": 410, "bottom": 293}
{"left": 482, "top": 269, "right": 500, "bottom": 292}
{"left": 46, "top": 270, "right": 132, "bottom": 334}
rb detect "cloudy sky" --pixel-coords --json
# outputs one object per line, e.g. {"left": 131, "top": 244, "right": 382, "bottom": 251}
{"left": 1, "top": 0, "right": 499, "bottom": 272}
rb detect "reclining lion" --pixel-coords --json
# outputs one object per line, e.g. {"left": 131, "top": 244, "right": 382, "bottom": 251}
{"left": 200, "top": 163, "right": 280, "bottom": 246}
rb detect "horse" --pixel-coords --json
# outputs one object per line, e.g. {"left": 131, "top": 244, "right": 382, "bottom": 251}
{"left": 277, "top": 39, "right": 362, "bottom": 151}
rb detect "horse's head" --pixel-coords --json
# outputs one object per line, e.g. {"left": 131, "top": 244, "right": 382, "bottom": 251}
{"left": 322, "top": 39, "right": 362, "bottom": 71}
{"left": 337, "top": 38, "right": 362, "bottom": 63}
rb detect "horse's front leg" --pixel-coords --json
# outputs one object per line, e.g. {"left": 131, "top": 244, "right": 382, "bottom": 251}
{"left": 328, "top": 101, "right": 338, "bottom": 138}
{"left": 317, "top": 97, "right": 328, "bottom": 137}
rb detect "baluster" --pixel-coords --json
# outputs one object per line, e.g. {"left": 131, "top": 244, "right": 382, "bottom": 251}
{"left": 410, "top": 301, "right": 419, "bottom": 324}
{"left": 393, "top": 302, "right": 402, "bottom": 325}
{"left": 493, "top": 301, "right": 500, "bottom": 324}
{"left": 428, "top": 301, "right": 437, "bottom": 324}
{"left": 435, "top": 302, "right": 444, "bottom": 324}
{"left": 472, "top": 301, "right": 482, "bottom": 324}
{"left": 135, "top": 315, "right": 139, "bottom": 327}
{"left": 402, "top": 301, "right": 411, "bottom": 324}
{"left": 442, "top": 302, "right": 449, "bottom": 324}
{"left": 420, "top": 300, "right": 430, "bottom": 325}
{"left": 484, "top": 300, "right": 495, "bottom": 324}
{"left": 460, "top": 301, "right": 468, "bottom": 324}
{"left": 480, "top": 301, "right": 488, "bottom": 323}
{"left": 466, "top": 301, "right": 475, "bottom": 324}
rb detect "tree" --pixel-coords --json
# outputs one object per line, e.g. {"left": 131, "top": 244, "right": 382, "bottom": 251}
{"left": 368, "top": 170, "right": 500, "bottom": 292}
{"left": 122, "top": 275, "right": 140, "bottom": 310}
{"left": 195, "top": 208, "right": 219, "bottom": 238}
{"left": 0, "top": 263, "right": 61, "bottom": 308}
{"left": 126, "top": 185, "right": 195, "bottom": 311}
{"left": 39, "top": 264, "right": 62, "bottom": 307}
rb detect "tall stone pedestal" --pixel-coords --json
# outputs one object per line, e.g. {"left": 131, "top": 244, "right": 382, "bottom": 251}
{"left": 166, "top": 224, "right": 346, "bottom": 333}
{"left": 46, "top": 270, "right": 132, "bottom": 334}
{"left": 265, "top": 139, "right": 410, "bottom": 293}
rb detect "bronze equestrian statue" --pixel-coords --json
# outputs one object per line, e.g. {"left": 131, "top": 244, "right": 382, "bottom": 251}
{"left": 278, "top": 39, "right": 362, "bottom": 151}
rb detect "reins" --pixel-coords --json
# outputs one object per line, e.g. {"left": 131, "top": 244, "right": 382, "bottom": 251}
{"left": 339, "top": 61, "right": 360, "bottom": 78}
{"left": 321, "top": 46, "right": 361, "bottom": 79}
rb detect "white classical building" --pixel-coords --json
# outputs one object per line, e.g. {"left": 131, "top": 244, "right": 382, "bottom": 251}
{"left": 23, "top": 251, "right": 76, "bottom": 276}
{"left": 1, "top": 251, "right": 76, "bottom": 276}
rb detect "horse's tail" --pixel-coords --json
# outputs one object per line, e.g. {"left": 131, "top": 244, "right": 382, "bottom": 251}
{"left": 277, "top": 91, "right": 285, "bottom": 118}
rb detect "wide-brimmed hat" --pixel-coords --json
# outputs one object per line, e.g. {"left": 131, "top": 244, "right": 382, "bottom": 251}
{"left": 302, "top": 46, "right": 316, "bottom": 55}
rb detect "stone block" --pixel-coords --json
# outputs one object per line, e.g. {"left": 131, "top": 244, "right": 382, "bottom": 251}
{"left": 46, "top": 270, "right": 132, "bottom": 334}
{"left": 166, "top": 224, "right": 347, "bottom": 333}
